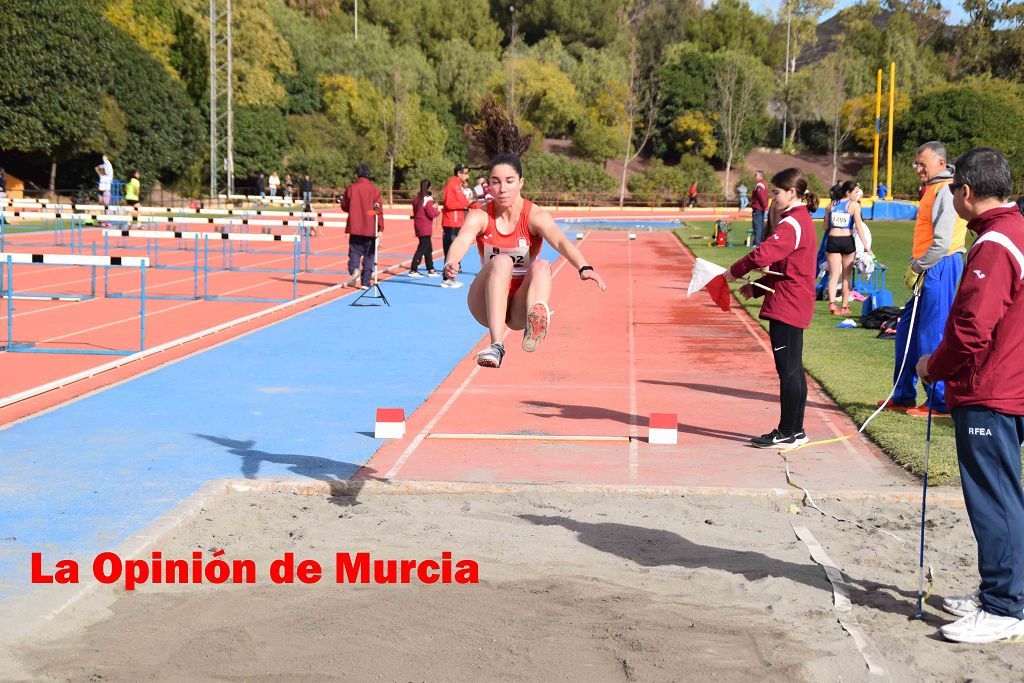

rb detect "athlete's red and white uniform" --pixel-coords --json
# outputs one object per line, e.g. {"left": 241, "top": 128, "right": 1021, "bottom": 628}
{"left": 477, "top": 199, "right": 543, "bottom": 303}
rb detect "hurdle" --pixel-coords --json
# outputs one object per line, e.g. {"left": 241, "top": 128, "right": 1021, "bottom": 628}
{"left": 1, "top": 252, "right": 149, "bottom": 355}
{"left": 101, "top": 229, "right": 300, "bottom": 303}
{"left": 0, "top": 243, "right": 103, "bottom": 302}
{"left": 0, "top": 213, "right": 85, "bottom": 252}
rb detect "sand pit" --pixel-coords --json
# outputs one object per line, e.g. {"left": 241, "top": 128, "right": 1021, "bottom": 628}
{"left": 8, "top": 487, "right": 1024, "bottom": 681}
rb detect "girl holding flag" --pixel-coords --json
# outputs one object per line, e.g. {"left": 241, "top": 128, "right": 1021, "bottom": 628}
{"left": 724, "top": 168, "right": 819, "bottom": 448}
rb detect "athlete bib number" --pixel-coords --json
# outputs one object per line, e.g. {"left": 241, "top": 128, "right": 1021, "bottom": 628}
{"left": 831, "top": 211, "right": 851, "bottom": 229}
{"left": 485, "top": 239, "right": 531, "bottom": 276}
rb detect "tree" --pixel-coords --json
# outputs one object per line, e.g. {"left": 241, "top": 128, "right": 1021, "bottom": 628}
{"left": 686, "top": 0, "right": 784, "bottom": 68}
{"left": 671, "top": 111, "right": 717, "bottom": 159}
{"left": 0, "top": 0, "right": 201, "bottom": 192}
{"left": 233, "top": 106, "right": 289, "bottom": 178}
{"left": 364, "top": 0, "right": 503, "bottom": 58}
{"left": 897, "top": 82, "right": 1024, "bottom": 180}
{"left": 494, "top": 0, "right": 625, "bottom": 49}
{"left": 652, "top": 42, "right": 715, "bottom": 162}
{"left": 627, "top": 157, "right": 721, "bottom": 205}
{"left": 489, "top": 57, "right": 582, "bottom": 137}
{"left": 798, "top": 49, "right": 871, "bottom": 183}
{"left": 615, "top": 1, "right": 661, "bottom": 207}
{"left": 710, "top": 51, "right": 773, "bottom": 199}
{"left": 775, "top": 0, "right": 836, "bottom": 149}
{"left": 435, "top": 39, "right": 500, "bottom": 120}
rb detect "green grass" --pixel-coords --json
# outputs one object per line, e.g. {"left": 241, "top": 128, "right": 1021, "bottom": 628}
{"left": 677, "top": 220, "right": 962, "bottom": 484}
{"left": 2, "top": 221, "right": 59, "bottom": 233}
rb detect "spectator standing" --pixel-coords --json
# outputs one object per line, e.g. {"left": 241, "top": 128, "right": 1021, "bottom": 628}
{"left": 472, "top": 176, "right": 492, "bottom": 209}
{"left": 125, "top": 170, "right": 141, "bottom": 208}
{"left": 687, "top": 180, "right": 698, "bottom": 208}
{"left": 268, "top": 172, "right": 280, "bottom": 197}
{"left": 0, "top": 167, "right": 7, "bottom": 198}
{"left": 283, "top": 173, "right": 294, "bottom": 201}
{"left": 300, "top": 174, "right": 314, "bottom": 214}
{"left": 916, "top": 148, "right": 1024, "bottom": 644}
{"left": 877, "top": 181, "right": 888, "bottom": 200}
{"left": 737, "top": 182, "right": 748, "bottom": 210}
{"left": 255, "top": 173, "right": 266, "bottom": 199}
{"left": 880, "top": 141, "right": 967, "bottom": 417}
{"left": 339, "top": 164, "right": 384, "bottom": 290}
{"left": 750, "top": 170, "right": 769, "bottom": 246}
{"left": 95, "top": 154, "right": 114, "bottom": 206}
{"left": 441, "top": 163, "right": 471, "bottom": 288}
{"left": 409, "top": 179, "right": 440, "bottom": 278}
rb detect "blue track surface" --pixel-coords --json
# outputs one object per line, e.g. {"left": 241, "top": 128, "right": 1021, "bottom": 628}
{"left": 0, "top": 238, "right": 557, "bottom": 600}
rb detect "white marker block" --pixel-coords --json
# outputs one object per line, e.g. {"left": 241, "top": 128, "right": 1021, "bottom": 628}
{"left": 375, "top": 408, "right": 406, "bottom": 439}
{"left": 575, "top": 232, "right": 584, "bottom": 240}
{"left": 648, "top": 412, "right": 678, "bottom": 445}
{"left": 628, "top": 233, "right": 637, "bottom": 240}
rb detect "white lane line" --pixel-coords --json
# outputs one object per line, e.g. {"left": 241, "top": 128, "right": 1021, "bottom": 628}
{"left": 627, "top": 237, "right": 639, "bottom": 480}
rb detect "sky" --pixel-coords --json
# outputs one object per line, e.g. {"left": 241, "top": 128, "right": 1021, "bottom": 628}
{"left": 749, "top": 0, "right": 969, "bottom": 25}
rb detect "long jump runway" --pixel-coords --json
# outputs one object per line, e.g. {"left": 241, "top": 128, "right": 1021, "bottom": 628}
{"left": 365, "top": 231, "right": 914, "bottom": 493}
{"left": 0, "top": 227, "right": 914, "bottom": 621}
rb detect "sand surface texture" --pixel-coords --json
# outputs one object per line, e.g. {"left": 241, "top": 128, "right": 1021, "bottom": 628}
{"left": 10, "top": 489, "right": 1024, "bottom": 682}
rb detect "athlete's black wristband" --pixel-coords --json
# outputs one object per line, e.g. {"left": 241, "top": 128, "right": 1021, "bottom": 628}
{"left": 579, "top": 265, "right": 594, "bottom": 279}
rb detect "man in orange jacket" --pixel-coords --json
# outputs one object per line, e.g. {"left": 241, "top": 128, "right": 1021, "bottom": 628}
{"left": 440, "top": 164, "right": 471, "bottom": 288}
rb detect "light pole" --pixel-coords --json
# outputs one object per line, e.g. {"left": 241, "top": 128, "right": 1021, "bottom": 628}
{"left": 508, "top": 5, "right": 518, "bottom": 122}
{"left": 781, "top": 0, "right": 792, "bottom": 149}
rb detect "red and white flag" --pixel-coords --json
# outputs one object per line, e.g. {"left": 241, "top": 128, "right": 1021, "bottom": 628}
{"left": 686, "top": 258, "right": 731, "bottom": 311}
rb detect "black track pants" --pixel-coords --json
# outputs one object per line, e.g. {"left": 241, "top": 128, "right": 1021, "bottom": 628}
{"left": 769, "top": 320, "right": 807, "bottom": 435}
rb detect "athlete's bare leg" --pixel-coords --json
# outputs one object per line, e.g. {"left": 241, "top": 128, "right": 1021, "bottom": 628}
{"left": 508, "top": 259, "right": 551, "bottom": 330}
{"left": 826, "top": 251, "right": 843, "bottom": 305}
{"left": 841, "top": 252, "right": 856, "bottom": 309}
{"left": 467, "top": 254, "right": 514, "bottom": 344}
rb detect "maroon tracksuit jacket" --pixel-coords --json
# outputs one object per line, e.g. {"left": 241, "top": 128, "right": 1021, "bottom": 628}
{"left": 728, "top": 204, "right": 818, "bottom": 329}
{"left": 928, "top": 204, "right": 1024, "bottom": 414}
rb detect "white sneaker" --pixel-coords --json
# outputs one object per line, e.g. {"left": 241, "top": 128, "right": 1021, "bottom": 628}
{"left": 476, "top": 341, "right": 505, "bottom": 368}
{"left": 426, "top": 270, "right": 441, "bottom": 278}
{"left": 407, "top": 271, "right": 424, "bottom": 278}
{"left": 942, "top": 591, "right": 981, "bottom": 618}
{"left": 344, "top": 269, "right": 361, "bottom": 287}
{"left": 441, "top": 279, "right": 463, "bottom": 288}
{"left": 940, "top": 609, "right": 1024, "bottom": 644}
{"left": 523, "top": 301, "right": 550, "bottom": 352}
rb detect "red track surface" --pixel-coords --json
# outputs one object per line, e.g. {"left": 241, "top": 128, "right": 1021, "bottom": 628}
{"left": 0, "top": 211, "right": 435, "bottom": 425}
{"left": 362, "top": 231, "right": 910, "bottom": 492}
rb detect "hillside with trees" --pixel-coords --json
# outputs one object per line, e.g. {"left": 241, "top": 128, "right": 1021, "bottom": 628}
{"left": 2, "top": 0, "right": 1023, "bottom": 201}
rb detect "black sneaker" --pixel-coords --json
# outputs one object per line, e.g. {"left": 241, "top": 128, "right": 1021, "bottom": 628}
{"left": 475, "top": 341, "right": 506, "bottom": 368}
{"left": 750, "top": 429, "right": 809, "bottom": 449}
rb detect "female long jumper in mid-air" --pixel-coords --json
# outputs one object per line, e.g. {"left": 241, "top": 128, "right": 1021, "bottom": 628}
{"left": 442, "top": 153, "right": 607, "bottom": 368}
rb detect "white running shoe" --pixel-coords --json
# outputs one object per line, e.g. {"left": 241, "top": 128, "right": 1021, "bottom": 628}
{"left": 426, "top": 270, "right": 441, "bottom": 278}
{"left": 441, "top": 279, "right": 463, "bottom": 288}
{"left": 942, "top": 591, "right": 982, "bottom": 618}
{"left": 522, "top": 301, "right": 550, "bottom": 352}
{"left": 407, "top": 270, "right": 424, "bottom": 278}
{"left": 344, "top": 268, "right": 361, "bottom": 287}
{"left": 476, "top": 341, "right": 505, "bottom": 368}
{"left": 940, "top": 609, "right": 1024, "bottom": 644}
